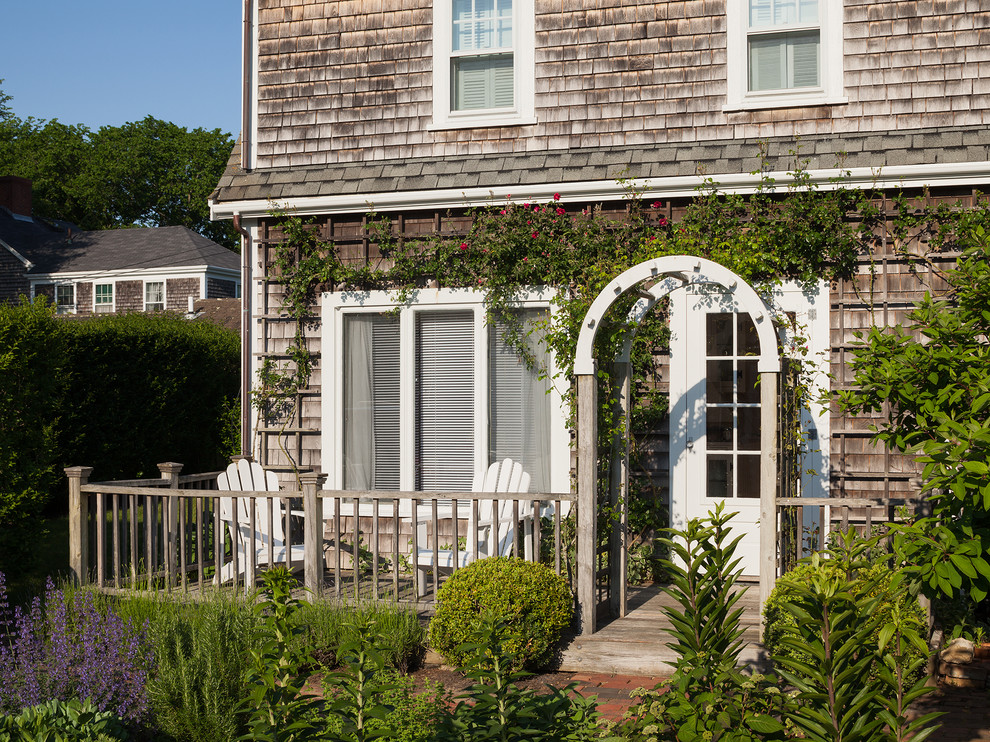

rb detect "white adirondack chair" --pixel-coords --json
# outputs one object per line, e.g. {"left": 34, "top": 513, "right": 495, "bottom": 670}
{"left": 414, "top": 458, "right": 530, "bottom": 594}
{"left": 216, "top": 459, "right": 305, "bottom": 583}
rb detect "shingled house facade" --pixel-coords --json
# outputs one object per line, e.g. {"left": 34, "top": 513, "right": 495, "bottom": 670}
{"left": 210, "top": 1, "right": 990, "bottom": 577}
{"left": 1, "top": 176, "right": 240, "bottom": 315}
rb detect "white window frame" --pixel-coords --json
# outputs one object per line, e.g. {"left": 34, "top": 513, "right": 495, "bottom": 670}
{"left": 94, "top": 282, "right": 115, "bottom": 313}
{"left": 321, "top": 287, "right": 568, "bottom": 494}
{"left": 724, "top": 1, "right": 846, "bottom": 111}
{"left": 430, "top": 0, "right": 536, "bottom": 130}
{"left": 54, "top": 283, "right": 76, "bottom": 315}
{"left": 144, "top": 280, "right": 166, "bottom": 312}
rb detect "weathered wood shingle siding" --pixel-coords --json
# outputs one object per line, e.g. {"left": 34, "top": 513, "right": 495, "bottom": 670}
{"left": 253, "top": 0, "right": 989, "bottom": 170}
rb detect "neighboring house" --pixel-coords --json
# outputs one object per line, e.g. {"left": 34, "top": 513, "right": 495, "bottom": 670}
{"left": 0, "top": 176, "right": 241, "bottom": 315}
{"left": 208, "top": 2, "right": 990, "bottom": 580}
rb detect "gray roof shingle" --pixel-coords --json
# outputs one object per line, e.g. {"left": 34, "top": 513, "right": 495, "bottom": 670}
{"left": 0, "top": 211, "right": 239, "bottom": 275}
{"left": 210, "top": 125, "right": 990, "bottom": 207}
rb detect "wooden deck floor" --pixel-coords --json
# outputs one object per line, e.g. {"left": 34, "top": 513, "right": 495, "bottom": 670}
{"left": 557, "top": 581, "right": 770, "bottom": 675}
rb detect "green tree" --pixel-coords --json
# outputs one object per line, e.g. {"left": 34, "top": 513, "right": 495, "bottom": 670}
{"left": 839, "top": 216, "right": 990, "bottom": 610}
{"left": 0, "top": 84, "right": 236, "bottom": 249}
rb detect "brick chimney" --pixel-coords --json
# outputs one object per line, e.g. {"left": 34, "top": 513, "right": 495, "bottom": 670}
{"left": 0, "top": 176, "right": 32, "bottom": 217}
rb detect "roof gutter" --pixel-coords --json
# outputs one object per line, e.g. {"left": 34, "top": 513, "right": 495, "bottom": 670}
{"left": 233, "top": 213, "right": 252, "bottom": 459}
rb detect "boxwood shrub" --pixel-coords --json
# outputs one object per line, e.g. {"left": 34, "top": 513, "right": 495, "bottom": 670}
{"left": 428, "top": 557, "right": 572, "bottom": 671}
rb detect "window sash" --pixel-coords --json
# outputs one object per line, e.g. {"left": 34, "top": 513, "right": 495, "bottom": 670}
{"left": 748, "top": 30, "right": 820, "bottom": 91}
{"left": 55, "top": 285, "right": 74, "bottom": 313}
{"left": 145, "top": 282, "right": 165, "bottom": 311}
{"left": 94, "top": 284, "right": 113, "bottom": 313}
{"left": 453, "top": 53, "right": 514, "bottom": 110}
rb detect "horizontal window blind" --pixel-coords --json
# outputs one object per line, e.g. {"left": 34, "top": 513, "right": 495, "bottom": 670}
{"left": 417, "top": 311, "right": 475, "bottom": 491}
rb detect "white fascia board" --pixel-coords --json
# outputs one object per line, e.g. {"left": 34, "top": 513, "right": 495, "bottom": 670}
{"left": 0, "top": 238, "right": 34, "bottom": 269}
{"left": 26, "top": 264, "right": 220, "bottom": 283}
{"left": 209, "top": 160, "right": 990, "bottom": 220}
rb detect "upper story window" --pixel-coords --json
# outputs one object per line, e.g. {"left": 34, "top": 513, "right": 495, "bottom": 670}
{"left": 94, "top": 283, "right": 114, "bottom": 314}
{"left": 431, "top": 0, "right": 535, "bottom": 130}
{"left": 725, "top": 0, "right": 846, "bottom": 111}
{"left": 55, "top": 284, "right": 75, "bottom": 315}
{"left": 145, "top": 281, "right": 165, "bottom": 312}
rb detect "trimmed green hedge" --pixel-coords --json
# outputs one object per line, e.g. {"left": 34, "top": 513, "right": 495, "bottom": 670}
{"left": 0, "top": 300, "right": 239, "bottom": 573}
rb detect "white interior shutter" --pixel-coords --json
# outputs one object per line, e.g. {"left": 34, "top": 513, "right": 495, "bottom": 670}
{"left": 789, "top": 31, "right": 820, "bottom": 88}
{"left": 749, "top": 36, "right": 783, "bottom": 91}
{"left": 417, "top": 311, "right": 475, "bottom": 491}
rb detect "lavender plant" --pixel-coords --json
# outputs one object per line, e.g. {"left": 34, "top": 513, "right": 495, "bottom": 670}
{"left": 0, "top": 573, "right": 152, "bottom": 724}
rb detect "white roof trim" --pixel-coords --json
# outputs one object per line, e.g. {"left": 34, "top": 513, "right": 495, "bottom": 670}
{"left": 0, "top": 237, "right": 34, "bottom": 270}
{"left": 26, "top": 264, "right": 240, "bottom": 284}
{"left": 210, "top": 160, "right": 990, "bottom": 220}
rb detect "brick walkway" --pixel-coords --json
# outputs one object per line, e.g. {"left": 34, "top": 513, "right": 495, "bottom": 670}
{"left": 553, "top": 672, "right": 990, "bottom": 738}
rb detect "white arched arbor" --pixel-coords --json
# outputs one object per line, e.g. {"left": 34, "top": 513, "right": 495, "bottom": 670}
{"left": 574, "top": 256, "right": 780, "bottom": 635}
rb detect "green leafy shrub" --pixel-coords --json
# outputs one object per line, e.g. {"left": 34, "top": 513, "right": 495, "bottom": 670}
{"left": 428, "top": 557, "right": 572, "bottom": 671}
{"left": 0, "top": 698, "right": 130, "bottom": 741}
{"left": 614, "top": 504, "right": 788, "bottom": 742}
{"left": 294, "top": 600, "right": 425, "bottom": 673}
{"left": 61, "top": 312, "right": 239, "bottom": 481}
{"left": 770, "top": 531, "right": 940, "bottom": 742}
{"left": 763, "top": 552, "right": 927, "bottom": 682}
{"left": 438, "top": 612, "right": 603, "bottom": 742}
{"left": 0, "top": 298, "right": 65, "bottom": 574}
{"left": 145, "top": 591, "right": 253, "bottom": 742}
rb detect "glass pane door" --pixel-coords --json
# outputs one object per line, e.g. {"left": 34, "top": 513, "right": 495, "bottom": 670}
{"left": 705, "top": 312, "right": 761, "bottom": 500}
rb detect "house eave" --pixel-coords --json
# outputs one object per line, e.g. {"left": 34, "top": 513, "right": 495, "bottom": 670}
{"left": 209, "top": 160, "right": 990, "bottom": 221}
{"left": 0, "top": 237, "right": 35, "bottom": 270}
{"left": 26, "top": 264, "right": 241, "bottom": 284}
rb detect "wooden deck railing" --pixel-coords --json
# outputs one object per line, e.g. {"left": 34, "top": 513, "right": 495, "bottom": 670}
{"left": 774, "top": 494, "right": 929, "bottom": 577}
{"left": 66, "top": 465, "right": 575, "bottom": 606}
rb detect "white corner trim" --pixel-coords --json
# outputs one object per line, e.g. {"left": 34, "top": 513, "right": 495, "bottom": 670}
{"left": 209, "top": 160, "right": 990, "bottom": 220}
{"left": 0, "top": 237, "right": 34, "bottom": 270}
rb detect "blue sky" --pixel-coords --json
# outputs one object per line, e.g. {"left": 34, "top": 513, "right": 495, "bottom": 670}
{"left": 1, "top": 1, "right": 242, "bottom": 135}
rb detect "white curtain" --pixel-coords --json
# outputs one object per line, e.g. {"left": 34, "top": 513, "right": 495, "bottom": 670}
{"left": 489, "top": 310, "right": 551, "bottom": 493}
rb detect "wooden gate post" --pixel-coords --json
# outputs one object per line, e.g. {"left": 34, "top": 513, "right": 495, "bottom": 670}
{"left": 159, "top": 463, "right": 183, "bottom": 589}
{"left": 759, "top": 371, "right": 779, "bottom": 639}
{"left": 577, "top": 372, "right": 598, "bottom": 636}
{"left": 301, "top": 471, "right": 326, "bottom": 601}
{"left": 66, "top": 466, "right": 94, "bottom": 586}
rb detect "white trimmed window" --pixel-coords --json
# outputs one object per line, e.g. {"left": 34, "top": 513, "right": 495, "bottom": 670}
{"left": 431, "top": 0, "right": 536, "bottom": 129}
{"left": 94, "top": 283, "right": 114, "bottom": 313}
{"left": 323, "top": 289, "right": 567, "bottom": 495}
{"left": 145, "top": 281, "right": 165, "bottom": 312}
{"left": 55, "top": 284, "right": 75, "bottom": 315}
{"left": 725, "top": 0, "right": 845, "bottom": 111}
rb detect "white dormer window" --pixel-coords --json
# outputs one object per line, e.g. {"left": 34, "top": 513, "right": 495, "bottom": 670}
{"left": 725, "top": 0, "right": 846, "bottom": 111}
{"left": 431, "top": 0, "right": 535, "bottom": 129}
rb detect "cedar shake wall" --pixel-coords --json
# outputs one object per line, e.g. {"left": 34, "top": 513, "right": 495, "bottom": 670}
{"left": 76, "top": 283, "right": 93, "bottom": 315}
{"left": 255, "top": 0, "right": 990, "bottom": 169}
{"left": 166, "top": 278, "right": 201, "bottom": 311}
{"left": 117, "top": 281, "right": 143, "bottom": 313}
{"left": 207, "top": 277, "right": 238, "bottom": 299}
{"left": 0, "top": 250, "right": 29, "bottom": 304}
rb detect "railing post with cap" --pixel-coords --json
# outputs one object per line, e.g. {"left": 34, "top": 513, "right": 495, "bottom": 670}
{"left": 66, "top": 466, "right": 94, "bottom": 585}
{"left": 159, "top": 462, "right": 183, "bottom": 589}
{"left": 301, "top": 471, "right": 326, "bottom": 601}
